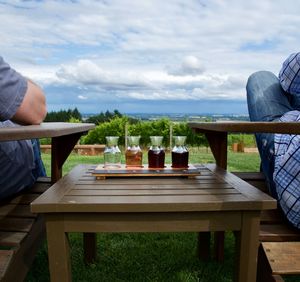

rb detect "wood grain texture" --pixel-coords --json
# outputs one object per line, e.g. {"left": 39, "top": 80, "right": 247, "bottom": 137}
{"left": 31, "top": 164, "right": 276, "bottom": 213}
{"left": 92, "top": 164, "right": 201, "bottom": 179}
{"left": 188, "top": 122, "right": 300, "bottom": 279}
{"left": 0, "top": 179, "right": 51, "bottom": 282}
{"left": 0, "top": 122, "right": 94, "bottom": 141}
{"left": 188, "top": 121, "right": 300, "bottom": 134}
{"left": 0, "top": 122, "right": 95, "bottom": 281}
{"left": 262, "top": 242, "right": 300, "bottom": 275}
{"left": 32, "top": 164, "right": 277, "bottom": 282}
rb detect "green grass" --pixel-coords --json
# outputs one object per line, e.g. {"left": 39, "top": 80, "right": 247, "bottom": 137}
{"left": 25, "top": 148, "right": 298, "bottom": 282}
{"left": 41, "top": 147, "right": 261, "bottom": 176}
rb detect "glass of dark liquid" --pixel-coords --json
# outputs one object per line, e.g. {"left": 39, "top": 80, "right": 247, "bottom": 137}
{"left": 171, "top": 136, "right": 189, "bottom": 168}
{"left": 148, "top": 136, "right": 165, "bottom": 168}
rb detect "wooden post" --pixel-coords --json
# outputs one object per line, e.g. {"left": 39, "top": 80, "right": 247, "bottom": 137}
{"left": 169, "top": 123, "right": 173, "bottom": 151}
{"left": 125, "top": 122, "right": 128, "bottom": 148}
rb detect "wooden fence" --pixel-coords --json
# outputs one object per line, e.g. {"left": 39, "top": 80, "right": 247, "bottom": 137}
{"left": 41, "top": 144, "right": 105, "bottom": 155}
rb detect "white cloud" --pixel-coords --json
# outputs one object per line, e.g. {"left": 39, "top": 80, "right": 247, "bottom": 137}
{"left": 55, "top": 59, "right": 152, "bottom": 90}
{"left": 35, "top": 58, "right": 245, "bottom": 101}
{"left": 167, "top": 56, "right": 205, "bottom": 76}
{"left": 1, "top": 0, "right": 299, "bottom": 113}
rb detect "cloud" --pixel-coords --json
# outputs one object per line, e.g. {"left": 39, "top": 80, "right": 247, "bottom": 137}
{"left": 1, "top": 0, "right": 300, "bottom": 113}
{"left": 167, "top": 56, "right": 205, "bottom": 76}
{"left": 43, "top": 58, "right": 246, "bottom": 101}
{"left": 180, "top": 56, "right": 205, "bottom": 75}
{"left": 56, "top": 59, "right": 152, "bottom": 90}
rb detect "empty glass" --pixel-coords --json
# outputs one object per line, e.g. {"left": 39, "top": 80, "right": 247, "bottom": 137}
{"left": 103, "top": 136, "right": 121, "bottom": 168}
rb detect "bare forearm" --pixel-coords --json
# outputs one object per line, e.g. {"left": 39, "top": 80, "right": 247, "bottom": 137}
{"left": 12, "top": 80, "right": 47, "bottom": 125}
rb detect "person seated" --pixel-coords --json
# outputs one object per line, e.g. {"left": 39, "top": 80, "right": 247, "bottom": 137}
{"left": 247, "top": 52, "right": 300, "bottom": 229}
{"left": 0, "top": 56, "right": 47, "bottom": 200}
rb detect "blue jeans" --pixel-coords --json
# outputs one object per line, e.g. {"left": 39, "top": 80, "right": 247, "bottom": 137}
{"left": 31, "top": 139, "right": 46, "bottom": 180}
{"left": 246, "top": 71, "right": 300, "bottom": 198}
{"left": 0, "top": 138, "right": 46, "bottom": 200}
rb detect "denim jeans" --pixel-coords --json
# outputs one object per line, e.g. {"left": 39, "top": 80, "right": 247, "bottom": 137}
{"left": 246, "top": 71, "right": 300, "bottom": 198}
{"left": 31, "top": 139, "right": 46, "bottom": 180}
{"left": 0, "top": 137, "right": 46, "bottom": 200}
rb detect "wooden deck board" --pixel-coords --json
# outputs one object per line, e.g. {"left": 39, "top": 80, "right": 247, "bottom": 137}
{"left": 263, "top": 242, "right": 300, "bottom": 275}
{"left": 0, "top": 250, "right": 14, "bottom": 280}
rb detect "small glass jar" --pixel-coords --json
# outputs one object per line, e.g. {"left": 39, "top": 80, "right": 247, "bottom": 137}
{"left": 103, "top": 136, "right": 121, "bottom": 168}
{"left": 148, "top": 136, "right": 165, "bottom": 168}
{"left": 171, "top": 136, "right": 189, "bottom": 168}
{"left": 125, "top": 136, "right": 143, "bottom": 167}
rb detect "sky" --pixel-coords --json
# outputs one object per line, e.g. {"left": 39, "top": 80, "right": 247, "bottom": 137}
{"left": 1, "top": 0, "right": 300, "bottom": 115}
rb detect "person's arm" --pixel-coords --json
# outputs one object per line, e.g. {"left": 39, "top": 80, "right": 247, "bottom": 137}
{"left": 11, "top": 79, "right": 47, "bottom": 125}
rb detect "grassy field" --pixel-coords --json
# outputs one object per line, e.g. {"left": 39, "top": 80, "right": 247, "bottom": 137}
{"left": 25, "top": 149, "right": 299, "bottom": 282}
{"left": 40, "top": 147, "right": 261, "bottom": 176}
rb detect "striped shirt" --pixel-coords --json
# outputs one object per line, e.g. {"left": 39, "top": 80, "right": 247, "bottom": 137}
{"left": 274, "top": 110, "right": 300, "bottom": 229}
{"left": 279, "top": 52, "right": 300, "bottom": 95}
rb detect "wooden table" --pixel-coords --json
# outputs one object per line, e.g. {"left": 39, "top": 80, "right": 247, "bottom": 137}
{"left": 31, "top": 164, "right": 276, "bottom": 282}
{"left": 0, "top": 122, "right": 95, "bottom": 183}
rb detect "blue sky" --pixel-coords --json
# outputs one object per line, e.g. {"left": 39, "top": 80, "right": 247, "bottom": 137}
{"left": 1, "top": 0, "right": 300, "bottom": 114}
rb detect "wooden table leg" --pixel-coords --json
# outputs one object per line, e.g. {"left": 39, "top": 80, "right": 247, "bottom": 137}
{"left": 46, "top": 215, "right": 72, "bottom": 282}
{"left": 235, "top": 211, "right": 260, "bottom": 282}
{"left": 84, "top": 233, "right": 97, "bottom": 264}
{"left": 200, "top": 131, "right": 228, "bottom": 261}
{"left": 214, "top": 231, "right": 224, "bottom": 261}
{"left": 51, "top": 133, "right": 84, "bottom": 183}
{"left": 205, "top": 131, "right": 228, "bottom": 169}
{"left": 197, "top": 232, "right": 211, "bottom": 260}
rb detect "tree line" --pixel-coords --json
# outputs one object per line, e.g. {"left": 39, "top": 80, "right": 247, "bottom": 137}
{"left": 44, "top": 108, "right": 254, "bottom": 147}
{"left": 45, "top": 108, "right": 126, "bottom": 124}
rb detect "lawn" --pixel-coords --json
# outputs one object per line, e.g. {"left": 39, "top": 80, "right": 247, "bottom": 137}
{"left": 25, "top": 149, "right": 299, "bottom": 282}
{"left": 40, "top": 147, "right": 261, "bottom": 176}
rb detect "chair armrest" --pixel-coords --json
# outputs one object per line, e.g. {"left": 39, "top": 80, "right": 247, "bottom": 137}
{"left": 188, "top": 121, "right": 300, "bottom": 134}
{"left": 187, "top": 121, "right": 300, "bottom": 169}
{"left": 0, "top": 122, "right": 95, "bottom": 141}
{"left": 0, "top": 122, "right": 95, "bottom": 183}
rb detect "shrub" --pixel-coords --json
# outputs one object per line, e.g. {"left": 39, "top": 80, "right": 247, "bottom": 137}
{"left": 82, "top": 116, "right": 210, "bottom": 147}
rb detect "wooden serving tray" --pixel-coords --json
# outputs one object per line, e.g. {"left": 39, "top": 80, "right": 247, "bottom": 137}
{"left": 92, "top": 164, "right": 200, "bottom": 179}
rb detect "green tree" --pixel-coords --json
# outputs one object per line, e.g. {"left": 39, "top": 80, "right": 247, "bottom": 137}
{"left": 82, "top": 116, "right": 211, "bottom": 148}
{"left": 85, "top": 109, "right": 124, "bottom": 125}
{"left": 172, "top": 122, "right": 207, "bottom": 147}
{"left": 69, "top": 117, "right": 82, "bottom": 123}
{"left": 45, "top": 108, "right": 82, "bottom": 122}
{"left": 128, "top": 118, "right": 171, "bottom": 147}
{"left": 82, "top": 116, "right": 129, "bottom": 145}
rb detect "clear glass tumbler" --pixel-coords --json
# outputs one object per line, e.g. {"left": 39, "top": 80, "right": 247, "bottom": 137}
{"left": 103, "top": 136, "right": 121, "bottom": 168}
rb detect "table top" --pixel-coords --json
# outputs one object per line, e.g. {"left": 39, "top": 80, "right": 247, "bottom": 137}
{"left": 188, "top": 121, "right": 300, "bottom": 134}
{"left": 0, "top": 122, "right": 95, "bottom": 141}
{"left": 31, "top": 164, "right": 276, "bottom": 213}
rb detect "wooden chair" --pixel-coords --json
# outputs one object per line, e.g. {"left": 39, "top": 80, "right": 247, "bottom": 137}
{"left": 0, "top": 177, "right": 51, "bottom": 282}
{"left": 233, "top": 172, "right": 300, "bottom": 282}
{"left": 0, "top": 122, "right": 94, "bottom": 281}
{"left": 189, "top": 71, "right": 300, "bottom": 281}
{"left": 188, "top": 121, "right": 300, "bottom": 282}
{"left": 257, "top": 242, "right": 300, "bottom": 282}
